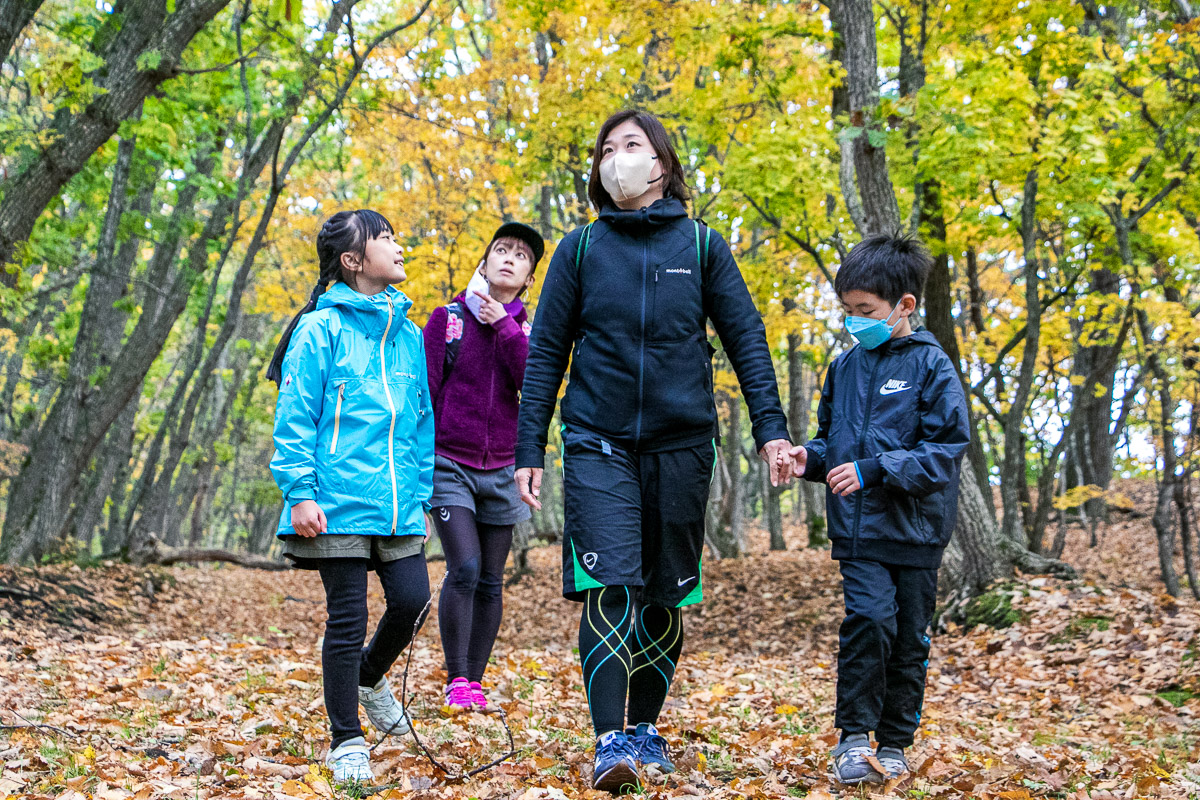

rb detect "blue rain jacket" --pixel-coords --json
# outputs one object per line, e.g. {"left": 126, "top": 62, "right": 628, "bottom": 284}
{"left": 271, "top": 283, "right": 434, "bottom": 538}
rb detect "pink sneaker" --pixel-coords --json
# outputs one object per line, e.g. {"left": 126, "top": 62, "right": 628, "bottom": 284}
{"left": 469, "top": 681, "right": 490, "bottom": 712}
{"left": 444, "top": 677, "right": 473, "bottom": 711}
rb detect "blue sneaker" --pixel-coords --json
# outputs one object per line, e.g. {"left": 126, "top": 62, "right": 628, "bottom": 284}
{"left": 627, "top": 723, "right": 674, "bottom": 773}
{"left": 592, "top": 730, "right": 641, "bottom": 793}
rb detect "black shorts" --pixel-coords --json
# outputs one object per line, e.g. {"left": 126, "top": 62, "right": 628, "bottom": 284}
{"left": 560, "top": 426, "right": 716, "bottom": 607}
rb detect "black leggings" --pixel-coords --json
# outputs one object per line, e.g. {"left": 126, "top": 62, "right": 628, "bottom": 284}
{"left": 317, "top": 554, "right": 431, "bottom": 748}
{"left": 578, "top": 587, "right": 683, "bottom": 736}
{"left": 433, "top": 506, "right": 513, "bottom": 683}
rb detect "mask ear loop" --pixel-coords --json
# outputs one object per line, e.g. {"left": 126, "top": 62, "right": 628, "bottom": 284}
{"left": 883, "top": 300, "right": 903, "bottom": 328}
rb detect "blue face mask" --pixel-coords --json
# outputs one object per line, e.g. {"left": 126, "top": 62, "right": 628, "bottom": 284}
{"left": 845, "top": 302, "right": 901, "bottom": 350}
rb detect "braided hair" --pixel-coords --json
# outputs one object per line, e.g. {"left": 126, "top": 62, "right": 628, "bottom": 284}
{"left": 266, "top": 209, "right": 395, "bottom": 384}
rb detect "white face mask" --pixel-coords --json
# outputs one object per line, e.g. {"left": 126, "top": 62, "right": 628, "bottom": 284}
{"left": 464, "top": 267, "right": 490, "bottom": 321}
{"left": 600, "top": 152, "right": 661, "bottom": 203}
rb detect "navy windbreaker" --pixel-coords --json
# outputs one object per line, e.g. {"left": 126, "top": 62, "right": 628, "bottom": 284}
{"left": 802, "top": 330, "right": 970, "bottom": 568}
{"left": 516, "top": 197, "right": 790, "bottom": 468}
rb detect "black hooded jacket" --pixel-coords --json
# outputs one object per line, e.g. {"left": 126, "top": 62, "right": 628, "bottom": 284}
{"left": 516, "top": 197, "right": 789, "bottom": 468}
{"left": 802, "top": 330, "right": 971, "bottom": 568}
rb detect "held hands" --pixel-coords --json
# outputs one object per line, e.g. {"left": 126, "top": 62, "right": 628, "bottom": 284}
{"left": 473, "top": 290, "right": 508, "bottom": 325}
{"left": 290, "top": 499, "right": 327, "bottom": 538}
{"left": 758, "top": 439, "right": 795, "bottom": 487}
{"left": 827, "top": 463, "right": 862, "bottom": 497}
{"left": 788, "top": 445, "right": 808, "bottom": 477}
{"left": 515, "top": 467, "right": 543, "bottom": 511}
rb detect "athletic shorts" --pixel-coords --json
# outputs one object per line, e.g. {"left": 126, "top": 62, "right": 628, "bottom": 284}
{"left": 560, "top": 426, "right": 715, "bottom": 608}
{"left": 431, "top": 455, "right": 531, "bottom": 526}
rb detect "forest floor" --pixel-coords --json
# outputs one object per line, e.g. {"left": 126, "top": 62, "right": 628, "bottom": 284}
{"left": 2, "top": 484, "right": 1199, "bottom": 799}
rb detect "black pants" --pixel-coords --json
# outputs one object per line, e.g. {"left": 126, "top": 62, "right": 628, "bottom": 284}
{"left": 834, "top": 558, "right": 938, "bottom": 749}
{"left": 433, "top": 506, "right": 513, "bottom": 682}
{"left": 317, "top": 554, "right": 431, "bottom": 748}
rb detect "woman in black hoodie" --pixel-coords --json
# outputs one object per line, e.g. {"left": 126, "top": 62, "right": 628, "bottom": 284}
{"left": 515, "top": 110, "right": 792, "bottom": 793}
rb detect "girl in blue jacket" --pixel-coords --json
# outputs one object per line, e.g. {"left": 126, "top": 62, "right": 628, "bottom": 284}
{"left": 266, "top": 209, "right": 434, "bottom": 784}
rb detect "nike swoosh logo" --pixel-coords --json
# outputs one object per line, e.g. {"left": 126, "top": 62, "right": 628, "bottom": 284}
{"left": 677, "top": 576, "right": 697, "bottom": 587}
{"left": 879, "top": 385, "right": 912, "bottom": 395}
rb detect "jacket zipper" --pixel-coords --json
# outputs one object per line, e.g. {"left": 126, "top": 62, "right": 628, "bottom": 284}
{"left": 635, "top": 234, "right": 648, "bottom": 445}
{"left": 381, "top": 297, "right": 399, "bottom": 533}
{"left": 483, "top": 323, "right": 496, "bottom": 466}
{"left": 330, "top": 383, "right": 345, "bottom": 455}
{"left": 851, "top": 351, "right": 883, "bottom": 557}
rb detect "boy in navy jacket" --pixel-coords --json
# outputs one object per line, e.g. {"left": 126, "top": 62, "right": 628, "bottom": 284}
{"left": 789, "top": 234, "right": 970, "bottom": 785}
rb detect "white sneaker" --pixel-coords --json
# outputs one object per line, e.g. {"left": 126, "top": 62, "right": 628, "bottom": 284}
{"left": 326, "top": 736, "right": 372, "bottom": 783}
{"left": 358, "top": 677, "right": 411, "bottom": 737}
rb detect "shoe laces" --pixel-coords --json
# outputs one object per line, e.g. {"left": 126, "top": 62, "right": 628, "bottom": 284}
{"left": 838, "top": 744, "right": 875, "bottom": 766}
{"left": 597, "top": 732, "right": 636, "bottom": 762}
{"left": 445, "top": 678, "right": 473, "bottom": 707}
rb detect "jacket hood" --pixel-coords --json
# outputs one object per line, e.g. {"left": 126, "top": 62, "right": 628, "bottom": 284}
{"left": 878, "top": 328, "right": 942, "bottom": 353}
{"left": 598, "top": 196, "right": 690, "bottom": 230}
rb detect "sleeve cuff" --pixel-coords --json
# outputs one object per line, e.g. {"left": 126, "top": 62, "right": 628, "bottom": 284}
{"left": 856, "top": 458, "right": 884, "bottom": 488}
{"left": 802, "top": 448, "right": 823, "bottom": 481}
{"left": 514, "top": 444, "right": 546, "bottom": 471}
{"left": 751, "top": 419, "right": 792, "bottom": 452}
{"left": 492, "top": 314, "right": 521, "bottom": 339}
{"left": 287, "top": 485, "right": 316, "bottom": 505}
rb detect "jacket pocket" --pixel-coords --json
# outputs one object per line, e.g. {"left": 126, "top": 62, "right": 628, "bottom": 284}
{"left": 330, "top": 381, "right": 347, "bottom": 455}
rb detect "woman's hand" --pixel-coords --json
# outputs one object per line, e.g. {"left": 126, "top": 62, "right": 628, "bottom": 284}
{"left": 473, "top": 290, "right": 509, "bottom": 325}
{"left": 758, "top": 439, "right": 794, "bottom": 487}
{"left": 290, "top": 500, "right": 327, "bottom": 538}
{"left": 424, "top": 513, "right": 434, "bottom": 543}
{"left": 515, "top": 467, "right": 543, "bottom": 510}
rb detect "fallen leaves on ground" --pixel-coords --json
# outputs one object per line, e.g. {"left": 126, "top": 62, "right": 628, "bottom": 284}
{"left": 2, "top": 519, "right": 1198, "bottom": 799}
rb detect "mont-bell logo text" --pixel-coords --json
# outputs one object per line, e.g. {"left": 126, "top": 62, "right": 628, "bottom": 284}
{"left": 664, "top": 268, "right": 692, "bottom": 275}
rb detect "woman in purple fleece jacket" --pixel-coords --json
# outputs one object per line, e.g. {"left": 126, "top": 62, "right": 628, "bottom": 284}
{"left": 423, "top": 222, "right": 544, "bottom": 712}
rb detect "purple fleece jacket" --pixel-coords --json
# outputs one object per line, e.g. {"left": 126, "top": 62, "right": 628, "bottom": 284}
{"left": 423, "top": 293, "right": 530, "bottom": 470}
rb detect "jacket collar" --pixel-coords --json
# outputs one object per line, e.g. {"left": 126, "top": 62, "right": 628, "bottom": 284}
{"left": 598, "top": 196, "right": 689, "bottom": 230}
{"left": 318, "top": 282, "right": 413, "bottom": 340}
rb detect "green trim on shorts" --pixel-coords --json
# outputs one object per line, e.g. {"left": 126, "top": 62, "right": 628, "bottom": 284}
{"left": 677, "top": 559, "right": 703, "bottom": 607}
{"left": 570, "top": 538, "right": 605, "bottom": 594}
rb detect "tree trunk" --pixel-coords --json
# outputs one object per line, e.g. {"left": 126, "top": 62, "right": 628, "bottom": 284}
{"left": 0, "top": 0, "right": 43, "bottom": 65}
{"left": 939, "top": 464, "right": 998, "bottom": 595}
{"left": 0, "top": 146, "right": 227, "bottom": 563}
{"left": 826, "top": 0, "right": 901, "bottom": 235}
{"left": 706, "top": 392, "right": 745, "bottom": 558}
{"left": 0, "top": 0, "right": 233, "bottom": 283}
{"left": 998, "top": 169, "right": 1042, "bottom": 550}
{"left": 764, "top": 467, "right": 785, "bottom": 551}
{"left": 1062, "top": 265, "right": 1126, "bottom": 520}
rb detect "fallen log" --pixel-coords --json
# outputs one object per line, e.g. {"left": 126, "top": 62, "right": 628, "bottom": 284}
{"left": 149, "top": 547, "right": 290, "bottom": 570}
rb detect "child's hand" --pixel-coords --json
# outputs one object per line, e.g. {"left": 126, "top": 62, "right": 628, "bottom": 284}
{"left": 473, "top": 290, "right": 509, "bottom": 325}
{"left": 827, "top": 463, "right": 862, "bottom": 497}
{"left": 789, "top": 445, "right": 808, "bottom": 476}
{"left": 290, "top": 500, "right": 327, "bottom": 538}
{"left": 424, "top": 513, "right": 434, "bottom": 543}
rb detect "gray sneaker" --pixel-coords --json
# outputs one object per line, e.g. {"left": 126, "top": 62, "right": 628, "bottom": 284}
{"left": 831, "top": 734, "right": 883, "bottom": 785}
{"left": 326, "top": 736, "right": 373, "bottom": 783}
{"left": 876, "top": 746, "right": 909, "bottom": 779}
{"left": 358, "top": 677, "right": 411, "bottom": 737}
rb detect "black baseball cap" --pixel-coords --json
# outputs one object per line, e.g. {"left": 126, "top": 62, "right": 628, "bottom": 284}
{"left": 492, "top": 221, "right": 545, "bottom": 265}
